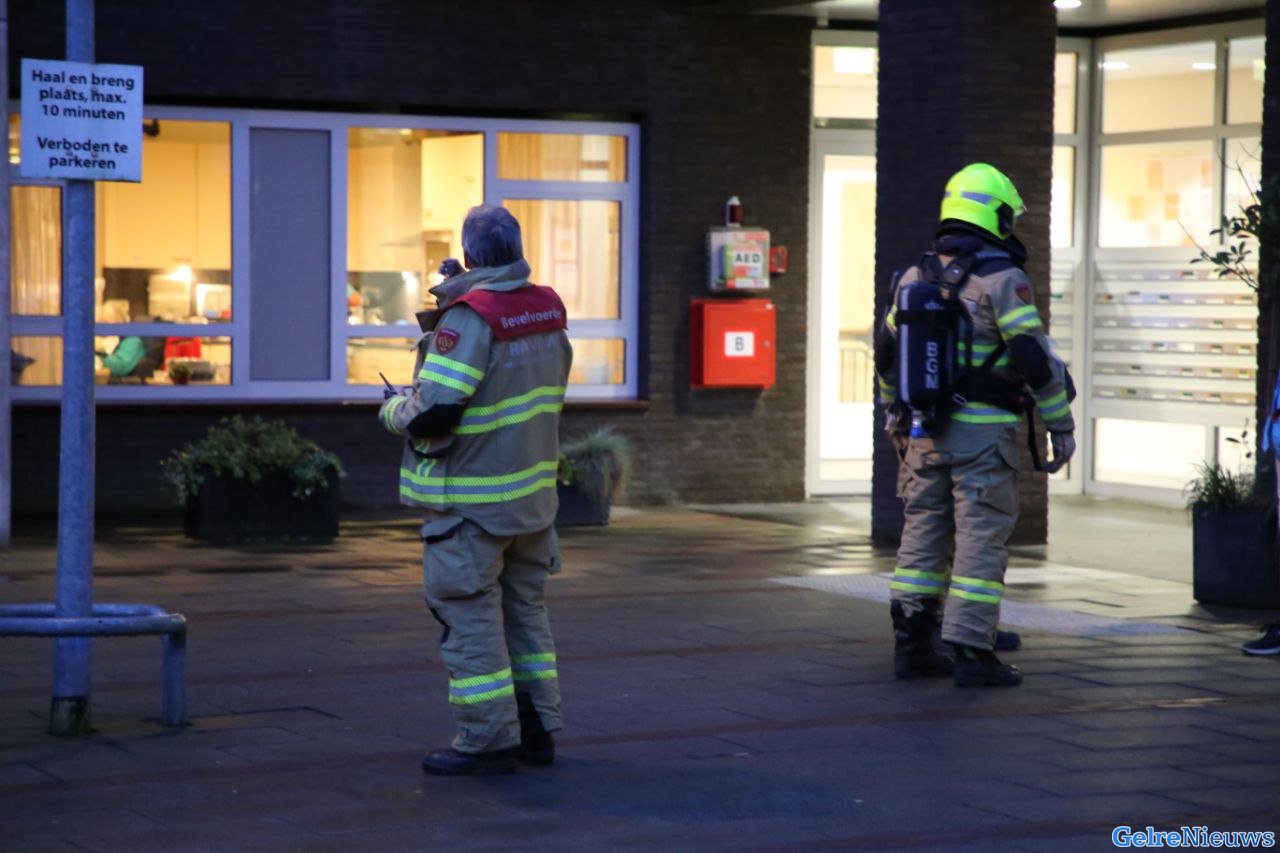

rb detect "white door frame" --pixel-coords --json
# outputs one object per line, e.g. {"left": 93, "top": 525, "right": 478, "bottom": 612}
{"left": 806, "top": 29, "right": 878, "bottom": 498}
{"left": 807, "top": 130, "right": 876, "bottom": 497}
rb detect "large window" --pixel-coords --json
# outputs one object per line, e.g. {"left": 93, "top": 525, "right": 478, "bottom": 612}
{"left": 97, "top": 120, "right": 231, "bottom": 325}
{"left": 8, "top": 109, "right": 640, "bottom": 402}
{"left": 1089, "top": 26, "right": 1264, "bottom": 500}
{"left": 495, "top": 130, "right": 636, "bottom": 397}
{"left": 1101, "top": 41, "right": 1217, "bottom": 133}
{"left": 812, "top": 45, "right": 877, "bottom": 123}
{"left": 346, "top": 127, "right": 483, "bottom": 329}
{"left": 1227, "top": 36, "right": 1265, "bottom": 125}
{"left": 11, "top": 116, "right": 234, "bottom": 389}
{"left": 1098, "top": 141, "right": 1215, "bottom": 248}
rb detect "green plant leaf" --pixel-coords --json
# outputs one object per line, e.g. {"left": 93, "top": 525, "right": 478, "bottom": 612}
{"left": 160, "top": 415, "right": 345, "bottom": 507}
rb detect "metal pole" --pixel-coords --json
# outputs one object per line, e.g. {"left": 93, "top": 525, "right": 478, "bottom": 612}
{"left": 0, "top": 0, "right": 12, "bottom": 551}
{"left": 50, "top": 0, "right": 96, "bottom": 735}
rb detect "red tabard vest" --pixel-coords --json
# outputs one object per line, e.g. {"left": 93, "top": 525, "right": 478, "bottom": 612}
{"left": 446, "top": 286, "right": 568, "bottom": 341}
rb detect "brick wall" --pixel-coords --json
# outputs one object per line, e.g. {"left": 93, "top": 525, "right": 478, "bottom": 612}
{"left": 9, "top": 0, "right": 813, "bottom": 517}
{"left": 871, "top": 0, "right": 1057, "bottom": 546}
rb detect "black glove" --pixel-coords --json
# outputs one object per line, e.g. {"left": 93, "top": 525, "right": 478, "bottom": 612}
{"left": 1045, "top": 431, "right": 1076, "bottom": 474}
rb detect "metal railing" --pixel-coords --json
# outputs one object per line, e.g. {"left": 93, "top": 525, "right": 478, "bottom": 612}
{"left": 839, "top": 334, "right": 873, "bottom": 404}
{"left": 0, "top": 603, "right": 187, "bottom": 727}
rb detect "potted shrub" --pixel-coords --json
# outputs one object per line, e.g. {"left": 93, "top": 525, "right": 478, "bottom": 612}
{"left": 1187, "top": 448, "right": 1280, "bottom": 608}
{"left": 1191, "top": 170, "right": 1280, "bottom": 525}
{"left": 167, "top": 361, "right": 193, "bottom": 386}
{"left": 1186, "top": 165, "right": 1280, "bottom": 606}
{"left": 557, "top": 428, "right": 631, "bottom": 527}
{"left": 161, "top": 416, "right": 345, "bottom": 544}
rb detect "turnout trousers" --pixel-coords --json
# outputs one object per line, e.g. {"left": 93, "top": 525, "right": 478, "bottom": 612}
{"left": 423, "top": 518, "right": 562, "bottom": 753}
{"left": 890, "top": 427, "right": 1020, "bottom": 651}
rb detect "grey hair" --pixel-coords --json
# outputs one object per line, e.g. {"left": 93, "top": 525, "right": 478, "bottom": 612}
{"left": 461, "top": 204, "right": 524, "bottom": 267}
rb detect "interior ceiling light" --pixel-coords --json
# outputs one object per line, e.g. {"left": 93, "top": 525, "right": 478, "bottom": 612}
{"left": 1101, "top": 60, "right": 1129, "bottom": 71}
{"left": 1054, "top": 0, "right": 1082, "bottom": 9}
{"left": 1191, "top": 62, "right": 1217, "bottom": 71}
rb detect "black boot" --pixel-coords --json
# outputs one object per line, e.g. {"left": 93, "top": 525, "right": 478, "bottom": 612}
{"left": 994, "top": 629, "right": 1022, "bottom": 652}
{"left": 421, "top": 747, "right": 517, "bottom": 776}
{"left": 951, "top": 643, "right": 1022, "bottom": 687}
{"left": 516, "top": 692, "right": 555, "bottom": 766}
{"left": 891, "top": 600, "right": 954, "bottom": 680}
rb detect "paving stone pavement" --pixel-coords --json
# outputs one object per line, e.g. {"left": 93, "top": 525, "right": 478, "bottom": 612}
{"left": 0, "top": 501, "right": 1278, "bottom": 851}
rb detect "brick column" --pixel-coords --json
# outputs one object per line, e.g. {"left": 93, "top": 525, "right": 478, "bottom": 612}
{"left": 871, "top": 0, "right": 1057, "bottom": 546}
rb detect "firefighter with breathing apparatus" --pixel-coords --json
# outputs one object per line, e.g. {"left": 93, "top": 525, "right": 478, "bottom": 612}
{"left": 874, "top": 163, "right": 1076, "bottom": 687}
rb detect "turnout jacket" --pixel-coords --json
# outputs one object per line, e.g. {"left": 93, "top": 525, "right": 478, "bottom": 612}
{"left": 378, "top": 259, "right": 573, "bottom": 537}
{"left": 875, "top": 227, "right": 1075, "bottom": 439}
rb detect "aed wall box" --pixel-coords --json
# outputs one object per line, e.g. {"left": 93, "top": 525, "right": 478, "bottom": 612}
{"left": 707, "top": 226, "right": 770, "bottom": 291}
{"left": 691, "top": 298, "right": 776, "bottom": 389}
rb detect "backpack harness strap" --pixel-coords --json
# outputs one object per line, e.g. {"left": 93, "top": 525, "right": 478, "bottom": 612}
{"left": 918, "top": 248, "right": 1045, "bottom": 471}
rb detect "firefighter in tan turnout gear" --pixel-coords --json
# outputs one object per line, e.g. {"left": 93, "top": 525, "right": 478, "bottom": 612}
{"left": 874, "top": 163, "right": 1076, "bottom": 688}
{"left": 379, "top": 205, "right": 573, "bottom": 775}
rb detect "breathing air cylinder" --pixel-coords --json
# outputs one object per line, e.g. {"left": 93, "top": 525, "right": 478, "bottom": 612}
{"left": 896, "top": 276, "right": 958, "bottom": 426}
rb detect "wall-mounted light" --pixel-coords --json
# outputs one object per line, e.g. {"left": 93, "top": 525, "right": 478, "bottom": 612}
{"left": 1054, "top": 0, "right": 1082, "bottom": 9}
{"left": 1101, "top": 60, "right": 1129, "bottom": 71}
{"left": 1191, "top": 62, "right": 1217, "bottom": 71}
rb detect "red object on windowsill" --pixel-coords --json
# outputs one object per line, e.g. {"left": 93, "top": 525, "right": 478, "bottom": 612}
{"left": 164, "top": 337, "right": 202, "bottom": 367}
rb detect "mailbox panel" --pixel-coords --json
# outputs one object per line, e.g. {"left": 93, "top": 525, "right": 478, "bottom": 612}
{"left": 691, "top": 298, "right": 776, "bottom": 388}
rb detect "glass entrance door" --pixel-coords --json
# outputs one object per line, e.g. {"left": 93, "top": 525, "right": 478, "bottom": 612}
{"left": 808, "top": 143, "right": 877, "bottom": 494}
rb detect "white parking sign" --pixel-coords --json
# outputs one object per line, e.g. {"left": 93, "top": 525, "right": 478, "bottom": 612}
{"left": 20, "top": 58, "right": 143, "bottom": 182}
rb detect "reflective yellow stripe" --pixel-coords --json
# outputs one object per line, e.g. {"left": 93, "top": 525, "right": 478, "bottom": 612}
{"left": 450, "top": 668, "right": 513, "bottom": 689}
{"left": 455, "top": 403, "right": 563, "bottom": 435}
{"left": 1037, "top": 391, "right": 1071, "bottom": 422}
{"left": 1037, "top": 390, "right": 1067, "bottom": 409}
{"left": 952, "top": 575, "right": 1003, "bottom": 591}
{"left": 949, "top": 588, "right": 1003, "bottom": 604}
{"left": 399, "top": 478, "right": 556, "bottom": 505}
{"left": 401, "top": 459, "right": 558, "bottom": 488}
{"left": 998, "top": 304, "right": 1042, "bottom": 337}
{"left": 427, "top": 352, "right": 485, "bottom": 380}
{"left": 381, "top": 396, "right": 406, "bottom": 432}
{"left": 966, "top": 343, "right": 1011, "bottom": 369}
{"left": 892, "top": 581, "right": 943, "bottom": 595}
{"left": 511, "top": 653, "right": 556, "bottom": 663}
{"left": 450, "top": 685, "right": 515, "bottom": 704}
{"left": 1040, "top": 401, "right": 1071, "bottom": 421}
{"left": 453, "top": 386, "right": 567, "bottom": 436}
{"left": 997, "top": 305, "right": 1037, "bottom": 329}
{"left": 894, "top": 568, "right": 945, "bottom": 581}
{"left": 465, "top": 386, "right": 565, "bottom": 418}
{"left": 421, "top": 372, "right": 477, "bottom": 395}
{"left": 949, "top": 575, "right": 1004, "bottom": 605}
{"left": 952, "top": 403, "right": 1020, "bottom": 425}
{"left": 513, "top": 670, "right": 557, "bottom": 681}
{"left": 399, "top": 459, "right": 560, "bottom": 506}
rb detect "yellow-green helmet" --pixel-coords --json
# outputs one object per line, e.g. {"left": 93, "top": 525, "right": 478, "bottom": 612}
{"left": 940, "top": 163, "right": 1026, "bottom": 239}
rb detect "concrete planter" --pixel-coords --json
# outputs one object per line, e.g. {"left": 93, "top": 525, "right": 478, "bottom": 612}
{"left": 184, "top": 472, "right": 340, "bottom": 544}
{"left": 555, "top": 482, "right": 610, "bottom": 527}
{"left": 1192, "top": 505, "right": 1280, "bottom": 608}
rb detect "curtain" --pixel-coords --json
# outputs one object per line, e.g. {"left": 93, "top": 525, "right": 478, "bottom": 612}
{"left": 11, "top": 185, "right": 61, "bottom": 315}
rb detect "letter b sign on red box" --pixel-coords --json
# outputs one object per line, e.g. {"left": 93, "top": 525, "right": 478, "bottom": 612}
{"left": 691, "top": 298, "right": 775, "bottom": 389}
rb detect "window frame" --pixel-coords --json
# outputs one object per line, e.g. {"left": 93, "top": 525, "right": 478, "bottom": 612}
{"left": 1048, "top": 37, "right": 1093, "bottom": 497}
{"left": 6, "top": 104, "right": 641, "bottom": 403}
